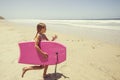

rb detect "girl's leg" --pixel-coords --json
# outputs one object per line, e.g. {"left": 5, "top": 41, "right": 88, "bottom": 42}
{"left": 22, "top": 65, "right": 44, "bottom": 78}
{"left": 43, "top": 65, "right": 49, "bottom": 78}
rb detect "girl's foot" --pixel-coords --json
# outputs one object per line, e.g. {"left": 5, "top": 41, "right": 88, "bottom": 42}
{"left": 21, "top": 67, "right": 28, "bottom": 78}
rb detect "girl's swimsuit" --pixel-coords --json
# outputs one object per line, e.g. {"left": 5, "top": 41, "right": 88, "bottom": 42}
{"left": 39, "top": 33, "right": 48, "bottom": 41}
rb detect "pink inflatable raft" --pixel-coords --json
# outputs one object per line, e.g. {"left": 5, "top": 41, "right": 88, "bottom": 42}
{"left": 18, "top": 41, "right": 66, "bottom": 65}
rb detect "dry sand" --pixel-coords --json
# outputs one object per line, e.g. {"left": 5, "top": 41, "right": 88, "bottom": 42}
{"left": 0, "top": 20, "right": 120, "bottom": 80}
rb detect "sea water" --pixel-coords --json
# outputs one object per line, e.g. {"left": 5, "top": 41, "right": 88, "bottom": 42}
{"left": 9, "top": 19, "right": 120, "bottom": 45}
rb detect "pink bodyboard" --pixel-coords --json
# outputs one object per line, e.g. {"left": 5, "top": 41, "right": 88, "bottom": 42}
{"left": 18, "top": 41, "right": 66, "bottom": 65}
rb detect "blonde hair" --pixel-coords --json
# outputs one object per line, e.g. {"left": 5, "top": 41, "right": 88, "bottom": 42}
{"left": 34, "top": 23, "right": 46, "bottom": 39}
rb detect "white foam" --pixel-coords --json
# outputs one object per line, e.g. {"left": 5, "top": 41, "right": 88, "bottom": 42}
{"left": 8, "top": 19, "right": 120, "bottom": 44}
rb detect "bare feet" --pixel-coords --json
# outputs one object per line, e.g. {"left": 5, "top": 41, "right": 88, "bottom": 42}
{"left": 21, "top": 67, "right": 28, "bottom": 78}
{"left": 21, "top": 65, "right": 44, "bottom": 78}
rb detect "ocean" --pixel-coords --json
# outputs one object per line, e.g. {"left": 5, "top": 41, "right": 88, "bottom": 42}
{"left": 9, "top": 19, "right": 120, "bottom": 45}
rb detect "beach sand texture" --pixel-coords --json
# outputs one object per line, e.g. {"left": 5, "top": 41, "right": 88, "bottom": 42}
{"left": 0, "top": 20, "right": 120, "bottom": 80}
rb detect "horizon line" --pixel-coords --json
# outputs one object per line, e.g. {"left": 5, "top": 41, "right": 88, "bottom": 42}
{"left": 7, "top": 18, "right": 120, "bottom": 20}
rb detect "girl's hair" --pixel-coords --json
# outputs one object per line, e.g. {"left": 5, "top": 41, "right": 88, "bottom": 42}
{"left": 34, "top": 23, "right": 46, "bottom": 39}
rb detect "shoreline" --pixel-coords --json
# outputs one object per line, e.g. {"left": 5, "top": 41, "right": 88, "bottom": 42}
{"left": 7, "top": 19, "right": 120, "bottom": 45}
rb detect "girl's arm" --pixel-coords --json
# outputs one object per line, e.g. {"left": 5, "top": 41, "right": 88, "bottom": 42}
{"left": 44, "top": 34, "right": 57, "bottom": 41}
{"left": 34, "top": 34, "right": 48, "bottom": 58}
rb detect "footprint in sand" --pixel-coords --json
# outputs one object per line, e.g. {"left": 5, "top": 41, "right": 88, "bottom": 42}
{"left": 91, "top": 46, "right": 95, "bottom": 49}
{"left": 116, "top": 55, "right": 120, "bottom": 57}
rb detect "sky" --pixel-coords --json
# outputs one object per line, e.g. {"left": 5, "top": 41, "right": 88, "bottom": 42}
{"left": 0, "top": 0, "right": 120, "bottom": 19}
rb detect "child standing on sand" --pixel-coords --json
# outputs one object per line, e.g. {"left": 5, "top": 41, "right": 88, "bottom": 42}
{"left": 22, "top": 23, "right": 57, "bottom": 78}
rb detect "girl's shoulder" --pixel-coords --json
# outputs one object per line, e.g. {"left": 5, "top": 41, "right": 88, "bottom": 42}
{"left": 35, "top": 33, "right": 41, "bottom": 40}
{"left": 35, "top": 33, "right": 39, "bottom": 38}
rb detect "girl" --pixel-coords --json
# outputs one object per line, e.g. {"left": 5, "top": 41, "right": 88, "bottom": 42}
{"left": 21, "top": 23, "right": 57, "bottom": 78}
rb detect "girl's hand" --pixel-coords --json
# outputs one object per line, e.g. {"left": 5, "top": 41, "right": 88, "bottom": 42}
{"left": 52, "top": 35, "right": 57, "bottom": 41}
{"left": 42, "top": 52, "right": 48, "bottom": 59}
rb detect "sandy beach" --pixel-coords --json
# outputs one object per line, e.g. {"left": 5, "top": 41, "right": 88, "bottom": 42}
{"left": 0, "top": 20, "right": 120, "bottom": 80}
